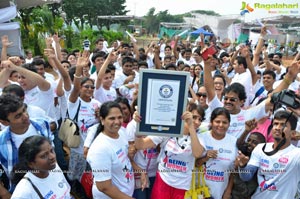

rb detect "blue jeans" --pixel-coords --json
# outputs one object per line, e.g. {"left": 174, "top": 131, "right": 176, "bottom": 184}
{"left": 133, "top": 176, "right": 156, "bottom": 199}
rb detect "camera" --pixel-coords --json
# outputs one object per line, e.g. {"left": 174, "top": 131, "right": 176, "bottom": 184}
{"left": 270, "top": 89, "right": 300, "bottom": 109}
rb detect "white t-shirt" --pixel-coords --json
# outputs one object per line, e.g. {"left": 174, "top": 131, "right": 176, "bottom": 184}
{"left": 94, "top": 86, "right": 117, "bottom": 104}
{"left": 68, "top": 98, "right": 101, "bottom": 153}
{"left": 11, "top": 165, "right": 71, "bottom": 199}
{"left": 11, "top": 124, "right": 38, "bottom": 149}
{"left": 126, "top": 120, "right": 158, "bottom": 177}
{"left": 249, "top": 143, "right": 300, "bottom": 199}
{"left": 24, "top": 86, "right": 56, "bottom": 119}
{"left": 84, "top": 125, "right": 126, "bottom": 148}
{"left": 199, "top": 131, "right": 237, "bottom": 199}
{"left": 87, "top": 132, "right": 134, "bottom": 199}
{"left": 149, "top": 135, "right": 199, "bottom": 190}
{"left": 114, "top": 71, "right": 139, "bottom": 89}
{"left": 209, "top": 95, "right": 268, "bottom": 138}
{"left": 231, "top": 69, "right": 253, "bottom": 107}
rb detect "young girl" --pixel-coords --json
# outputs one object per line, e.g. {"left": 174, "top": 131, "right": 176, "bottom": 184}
{"left": 11, "top": 136, "right": 71, "bottom": 199}
{"left": 134, "top": 104, "right": 205, "bottom": 199}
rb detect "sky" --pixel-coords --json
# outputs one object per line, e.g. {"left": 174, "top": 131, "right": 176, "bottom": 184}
{"left": 125, "top": 0, "right": 300, "bottom": 22}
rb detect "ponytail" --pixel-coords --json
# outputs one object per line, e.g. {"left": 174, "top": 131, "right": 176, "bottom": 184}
{"left": 94, "top": 122, "right": 104, "bottom": 140}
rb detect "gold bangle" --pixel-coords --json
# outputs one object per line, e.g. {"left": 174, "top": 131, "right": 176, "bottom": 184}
{"left": 73, "top": 74, "right": 82, "bottom": 79}
{"left": 283, "top": 77, "right": 292, "bottom": 85}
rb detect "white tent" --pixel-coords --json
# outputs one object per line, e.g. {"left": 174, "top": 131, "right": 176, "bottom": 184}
{"left": 0, "top": 5, "right": 22, "bottom": 56}
{"left": 0, "top": 0, "right": 62, "bottom": 9}
{"left": 183, "top": 13, "right": 240, "bottom": 41}
{"left": 0, "top": 1, "right": 61, "bottom": 56}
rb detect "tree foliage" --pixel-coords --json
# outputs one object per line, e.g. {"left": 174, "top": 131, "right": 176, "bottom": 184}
{"left": 62, "top": 0, "right": 128, "bottom": 30}
{"left": 144, "top": 8, "right": 184, "bottom": 34}
{"left": 190, "top": 10, "right": 220, "bottom": 16}
{"left": 18, "top": 5, "right": 64, "bottom": 55}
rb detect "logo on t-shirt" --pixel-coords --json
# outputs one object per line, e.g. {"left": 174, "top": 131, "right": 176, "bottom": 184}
{"left": 259, "top": 178, "right": 277, "bottom": 191}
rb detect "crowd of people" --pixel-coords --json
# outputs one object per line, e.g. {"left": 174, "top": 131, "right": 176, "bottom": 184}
{"left": 0, "top": 25, "right": 300, "bottom": 199}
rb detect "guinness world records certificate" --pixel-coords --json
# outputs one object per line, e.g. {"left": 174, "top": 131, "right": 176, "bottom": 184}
{"left": 137, "top": 69, "right": 189, "bottom": 137}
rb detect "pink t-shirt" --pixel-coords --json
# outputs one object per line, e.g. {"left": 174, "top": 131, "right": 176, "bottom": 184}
{"left": 250, "top": 118, "right": 274, "bottom": 142}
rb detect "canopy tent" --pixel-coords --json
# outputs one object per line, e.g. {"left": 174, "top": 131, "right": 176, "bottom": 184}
{"left": 190, "top": 27, "right": 213, "bottom": 36}
{"left": 184, "top": 13, "right": 240, "bottom": 41}
{"left": 159, "top": 23, "right": 190, "bottom": 38}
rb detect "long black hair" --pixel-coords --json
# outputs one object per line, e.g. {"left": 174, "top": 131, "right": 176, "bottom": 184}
{"left": 11, "top": 136, "right": 51, "bottom": 184}
{"left": 94, "top": 101, "right": 123, "bottom": 139}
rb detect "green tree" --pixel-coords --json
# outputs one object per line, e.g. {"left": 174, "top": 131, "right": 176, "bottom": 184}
{"left": 62, "top": 0, "right": 128, "bottom": 30}
{"left": 18, "top": 5, "right": 64, "bottom": 55}
{"left": 144, "top": 7, "right": 158, "bottom": 34}
{"left": 144, "top": 8, "right": 184, "bottom": 34}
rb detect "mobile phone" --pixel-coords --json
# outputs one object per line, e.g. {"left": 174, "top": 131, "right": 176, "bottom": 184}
{"left": 201, "top": 45, "right": 218, "bottom": 61}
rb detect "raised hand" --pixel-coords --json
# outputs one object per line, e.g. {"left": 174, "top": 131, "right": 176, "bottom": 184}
{"left": 44, "top": 48, "right": 56, "bottom": 59}
{"left": 1, "top": 35, "right": 13, "bottom": 47}
{"left": 45, "top": 37, "right": 53, "bottom": 49}
{"left": 1, "top": 60, "right": 16, "bottom": 70}
{"left": 8, "top": 56, "right": 21, "bottom": 66}
{"left": 181, "top": 111, "right": 194, "bottom": 126}
{"left": 245, "top": 119, "right": 257, "bottom": 132}
{"left": 236, "top": 150, "right": 250, "bottom": 167}
{"left": 76, "top": 51, "right": 90, "bottom": 68}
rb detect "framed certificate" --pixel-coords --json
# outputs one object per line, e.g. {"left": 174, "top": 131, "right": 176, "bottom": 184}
{"left": 137, "top": 69, "right": 190, "bottom": 137}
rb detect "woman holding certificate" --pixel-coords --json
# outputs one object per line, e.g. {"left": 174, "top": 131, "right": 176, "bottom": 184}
{"left": 134, "top": 103, "right": 205, "bottom": 199}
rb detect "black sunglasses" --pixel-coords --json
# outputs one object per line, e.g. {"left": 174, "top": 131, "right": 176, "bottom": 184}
{"left": 224, "top": 96, "right": 238, "bottom": 102}
{"left": 197, "top": 92, "right": 207, "bottom": 97}
{"left": 83, "top": 85, "right": 95, "bottom": 89}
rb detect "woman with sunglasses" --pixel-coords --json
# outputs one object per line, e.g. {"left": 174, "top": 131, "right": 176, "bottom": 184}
{"left": 134, "top": 103, "right": 205, "bottom": 199}
{"left": 67, "top": 52, "right": 101, "bottom": 190}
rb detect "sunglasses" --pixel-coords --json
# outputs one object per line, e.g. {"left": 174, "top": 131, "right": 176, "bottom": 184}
{"left": 197, "top": 92, "right": 207, "bottom": 97}
{"left": 83, "top": 85, "right": 95, "bottom": 89}
{"left": 223, "top": 96, "right": 238, "bottom": 102}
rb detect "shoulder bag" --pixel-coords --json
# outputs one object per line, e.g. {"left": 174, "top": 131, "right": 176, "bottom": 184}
{"left": 59, "top": 100, "right": 81, "bottom": 148}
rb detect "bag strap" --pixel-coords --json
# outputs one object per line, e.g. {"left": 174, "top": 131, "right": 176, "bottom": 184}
{"left": 66, "top": 100, "right": 82, "bottom": 121}
{"left": 23, "top": 177, "right": 43, "bottom": 199}
{"left": 73, "top": 100, "right": 81, "bottom": 122}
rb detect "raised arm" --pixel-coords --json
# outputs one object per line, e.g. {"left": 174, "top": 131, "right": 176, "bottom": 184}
{"left": 203, "top": 57, "right": 216, "bottom": 102}
{"left": 131, "top": 38, "right": 139, "bottom": 61}
{"left": 172, "top": 35, "right": 180, "bottom": 59}
{"left": 0, "top": 68, "right": 11, "bottom": 88}
{"left": 182, "top": 111, "right": 204, "bottom": 158}
{"left": 237, "top": 119, "right": 257, "bottom": 149}
{"left": 252, "top": 26, "right": 267, "bottom": 67}
{"left": 1, "top": 35, "right": 12, "bottom": 61}
{"left": 53, "top": 34, "right": 62, "bottom": 61}
{"left": 3, "top": 59, "right": 50, "bottom": 91}
{"left": 153, "top": 45, "right": 162, "bottom": 69}
{"left": 241, "top": 46, "right": 257, "bottom": 85}
{"left": 189, "top": 86, "right": 198, "bottom": 103}
{"left": 293, "top": 50, "right": 300, "bottom": 62}
{"left": 96, "top": 51, "right": 116, "bottom": 89}
{"left": 44, "top": 48, "right": 71, "bottom": 91}
{"left": 69, "top": 51, "right": 90, "bottom": 103}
